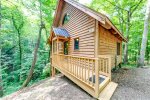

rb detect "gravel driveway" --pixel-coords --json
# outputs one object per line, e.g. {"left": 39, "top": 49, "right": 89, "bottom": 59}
{"left": 1, "top": 67, "right": 150, "bottom": 100}
{"left": 111, "top": 67, "right": 150, "bottom": 100}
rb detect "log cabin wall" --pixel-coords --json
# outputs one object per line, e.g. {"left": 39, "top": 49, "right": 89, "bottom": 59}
{"left": 99, "top": 25, "right": 122, "bottom": 67}
{"left": 58, "top": 2, "right": 96, "bottom": 58}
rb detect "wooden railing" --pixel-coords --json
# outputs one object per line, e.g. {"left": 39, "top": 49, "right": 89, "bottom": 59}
{"left": 98, "top": 55, "right": 112, "bottom": 79}
{"left": 52, "top": 54, "right": 112, "bottom": 98}
{"left": 52, "top": 54, "right": 97, "bottom": 87}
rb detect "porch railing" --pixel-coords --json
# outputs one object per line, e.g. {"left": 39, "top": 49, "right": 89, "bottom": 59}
{"left": 52, "top": 54, "right": 96, "bottom": 87}
{"left": 52, "top": 54, "right": 112, "bottom": 98}
{"left": 98, "top": 55, "right": 112, "bottom": 80}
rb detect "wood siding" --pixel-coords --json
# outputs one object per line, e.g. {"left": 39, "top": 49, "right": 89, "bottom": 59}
{"left": 99, "top": 25, "right": 122, "bottom": 67}
{"left": 58, "top": 2, "right": 96, "bottom": 58}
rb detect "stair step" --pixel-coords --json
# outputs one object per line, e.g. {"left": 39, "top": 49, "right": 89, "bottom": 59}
{"left": 98, "top": 82, "right": 118, "bottom": 100}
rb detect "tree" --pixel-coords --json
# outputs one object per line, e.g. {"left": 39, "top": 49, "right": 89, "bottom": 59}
{"left": 0, "top": 0, "right": 56, "bottom": 96}
{"left": 123, "top": 0, "right": 143, "bottom": 63}
{"left": 0, "top": 0, "right": 3, "bottom": 97}
{"left": 22, "top": 0, "right": 46, "bottom": 87}
{"left": 138, "top": 0, "right": 150, "bottom": 67}
{"left": 0, "top": 49, "right": 3, "bottom": 97}
{"left": 11, "top": 8, "right": 24, "bottom": 80}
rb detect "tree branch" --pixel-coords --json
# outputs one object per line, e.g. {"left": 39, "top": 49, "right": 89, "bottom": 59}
{"left": 105, "top": 0, "right": 128, "bottom": 12}
{"left": 131, "top": 0, "right": 143, "bottom": 16}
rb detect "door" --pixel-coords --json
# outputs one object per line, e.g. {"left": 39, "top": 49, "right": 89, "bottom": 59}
{"left": 64, "top": 41, "right": 68, "bottom": 55}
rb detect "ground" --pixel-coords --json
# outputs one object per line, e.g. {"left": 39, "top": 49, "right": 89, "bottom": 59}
{"left": 112, "top": 67, "right": 150, "bottom": 100}
{"left": 1, "top": 67, "right": 150, "bottom": 100}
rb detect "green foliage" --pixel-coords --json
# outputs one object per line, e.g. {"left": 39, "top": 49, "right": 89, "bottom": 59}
{"left": 0, "top": 0, "right": 56, "bottom": 97}
{"left": 41, "top": 63, "right": 51, "bottom": 78}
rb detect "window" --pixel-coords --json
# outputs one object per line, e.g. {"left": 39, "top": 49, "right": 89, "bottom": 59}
{"left": 74, "top": 38, "right": 79, "bottom": 50}
{"left": 62, "top": 13, "right": 70, "bottom": 25}
{"left": 117, "top": 42, "right": 120, "bottom": 55}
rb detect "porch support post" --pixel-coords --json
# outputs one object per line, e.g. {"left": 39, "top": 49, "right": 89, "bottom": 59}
{"left": 57, "top": 37, "right": 59, "bottom": 54}
{"left": 51, "top": 39, "right": 54, "bottom": 77}
{"left": 108, "top": 57, "right": 112, "bottom": 81}
{"left": 51, "top": 39, "right": 56, "bottom": 77}
{"left": 53, "top": 37, "right": 59, "bottom": 76}
{"left": 94, "top": 20, "right": 99, "bottom": 98}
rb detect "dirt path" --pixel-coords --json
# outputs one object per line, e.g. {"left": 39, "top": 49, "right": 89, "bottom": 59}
{"left": 1, "top": 74, "right": 95, "bottom": 100}
{"left": 111, "top": 67, "right": 150, "bottom": 100}
{"left": 1, "top": 67, "right": 150, "bottom": 100}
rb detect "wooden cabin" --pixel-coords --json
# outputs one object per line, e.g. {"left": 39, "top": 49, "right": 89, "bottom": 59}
{"left": 49, "top": 0, "right": 127, "bottom": 99}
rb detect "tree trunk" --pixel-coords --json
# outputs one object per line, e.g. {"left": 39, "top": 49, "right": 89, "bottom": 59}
{"left": 138, "top": 0, "right": 150, "bottom": 67}
{"left": 0, "top": 49, "right": 3, "bottom": 97}
{"left": 147, "top": 48, "right": 149, "bottom": 64}
{"left": 123, "top": 11, "right": 130, "bottom": 64}
{"left": 18, "top": 30, "right": 22, "bottom": 80}
{"left": 0, "top": 0, "right": 3, "bottom": 97}
{"left": 22, "top": 26, "right": 43, "bottom": 88}
{"left": 21, "top": 0, "right": 45, "bottom": 88}
{"left": 146, "top": 42, "right": 149, "bottom": 64}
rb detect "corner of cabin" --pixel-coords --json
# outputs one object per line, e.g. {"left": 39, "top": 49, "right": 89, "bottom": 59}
{"left": 50, "top": 0, "right": 126, "bottom": 99}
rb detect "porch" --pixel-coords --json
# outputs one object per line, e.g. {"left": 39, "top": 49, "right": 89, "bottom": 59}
{"left": 51, "top": 54, "right": 112, "bottom": 98}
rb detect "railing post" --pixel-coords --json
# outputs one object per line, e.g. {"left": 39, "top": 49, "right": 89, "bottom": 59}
{"left": 108, "top": 56, "right": 112, "bottom": 81}
{"left": 94, "top": 19, "right": 99, "bottom": 98}
{"left": 51, "top": 40, "right": 54, "bottom": 77}
{"left": 95, "top": 58, "right": 99, "bottom": 98}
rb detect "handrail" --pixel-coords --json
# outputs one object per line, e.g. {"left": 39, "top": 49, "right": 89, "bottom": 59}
{"left": 98, "top": 55, "right": 113, "bottom": 58}
{"left": 53, "top": 54, "right": 98, "bottom": 60}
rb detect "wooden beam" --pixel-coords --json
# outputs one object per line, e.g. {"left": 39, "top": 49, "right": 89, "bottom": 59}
{"left": 106, "top": 18, "right": 127, "bottom": 42}
{"left": 109, "top": 28, "right": 117, "bottom": 34}
{"left": 58, "top": 36, "right": 69, "bottom": 41}
{"left": 52, "top": 36, "right": 57, "bottom": 41}
{"left": 94, "top": 20, "right": 99, "bottom": 98}
{"left": 51, "top": 39, "right": 54, "bottom": 77}
{"left": 57, "top": 38, "right": 59, "bottom": 54}
{"left": 53, "top": 0, "right": 64, "bottom": 27}
{"left": 99, "top": 22, "right": 111, "bottom": 30}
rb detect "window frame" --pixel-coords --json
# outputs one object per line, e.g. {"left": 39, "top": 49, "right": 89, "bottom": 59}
{"left": 62, "top": 13, "right": 70, "bottom": 25}
{"left": 74, "top": 38, "right": 79, "bottom": 50}
{"left": 117, "top": 42, "right": 121, "bottom": 55}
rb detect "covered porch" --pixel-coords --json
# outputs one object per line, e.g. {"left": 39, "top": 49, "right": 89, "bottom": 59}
{"left": 51, "top": 27, "right": 113, "bottom": 98}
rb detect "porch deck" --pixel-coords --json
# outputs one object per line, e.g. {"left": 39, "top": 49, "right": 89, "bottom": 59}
{"left": 52, "top": 54, "right": 112, "bottom": 98}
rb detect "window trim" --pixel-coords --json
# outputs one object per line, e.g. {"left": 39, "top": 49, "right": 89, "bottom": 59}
{"left": 117, "top": 42, "right": 121, "bottom": 55}
{"left": 74, "top": 38, "right": 79, "bottom": 51}
{"left": 62, "top": 13, "right": 70, "bottom": 25}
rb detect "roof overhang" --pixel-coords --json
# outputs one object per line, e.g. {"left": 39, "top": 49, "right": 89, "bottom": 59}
{"left": 48, "top": 27, "right": 70, "bottom": 44}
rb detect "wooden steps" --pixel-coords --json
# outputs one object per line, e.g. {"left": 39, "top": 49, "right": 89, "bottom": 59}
{"left": 98, "top": 82, "right": 118, "bottom": 100}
